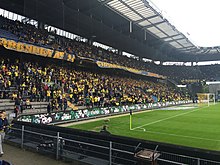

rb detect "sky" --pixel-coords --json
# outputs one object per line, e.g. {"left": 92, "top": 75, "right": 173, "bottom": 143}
{"left": 150, "top": 0, "right": 220, "bottom": 47}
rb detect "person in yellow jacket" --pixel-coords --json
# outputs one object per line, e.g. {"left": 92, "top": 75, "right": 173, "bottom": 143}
{"left": 69, "top": 93, "right": 73, "bottom": 103}
{"left": 46, "top": 90, "right": 51, "bottom": 102}
{"left": 94, "top": 96, "right": 98, "bottom": 107}
{"left": 12, "top": 92, "right": 17, "bottom": 100}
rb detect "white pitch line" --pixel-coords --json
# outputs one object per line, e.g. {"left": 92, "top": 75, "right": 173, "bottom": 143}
{"left": 133, "top": 129, "right": 220, "bottom": 142}
{"left": 132, "top": 105, "right": 208, "bottom": 130}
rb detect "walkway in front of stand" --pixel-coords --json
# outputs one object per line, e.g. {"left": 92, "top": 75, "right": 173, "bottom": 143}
{"left": 1, "top": 144, "right": 73, "bottom": 165}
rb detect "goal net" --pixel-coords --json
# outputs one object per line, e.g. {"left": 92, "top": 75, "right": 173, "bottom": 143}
{"left": 197, "top": 93, "right": 215, "bottom": 106}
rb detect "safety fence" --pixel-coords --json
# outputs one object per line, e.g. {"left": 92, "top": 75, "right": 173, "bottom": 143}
{"left": 6, "top": 122, "right": 220, "bottom": 165}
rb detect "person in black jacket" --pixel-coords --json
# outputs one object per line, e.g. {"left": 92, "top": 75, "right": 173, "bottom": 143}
{"left": 100, "top": 125, "right": 111, "bottom": 135}
{"left": 47, "top": 102, "right": 51, "bottom": 113}
{"left": 0, "top": 113, "right": 5, "bottom": 156}
{"left": 2, "top": 111, "right": 8, "bottom": 141}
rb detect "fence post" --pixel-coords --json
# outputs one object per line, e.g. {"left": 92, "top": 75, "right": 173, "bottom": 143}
{"left": 197, "top": 158, "right": 200, "bottom": 165}
{"left": 21, "top": 125, "right": 24, "bottom": 149}
{"left": 56, "top": 132, "right": 60, "bottom": 160}
{"left": 109, "top": 141, "right": 112, "bottom": 165}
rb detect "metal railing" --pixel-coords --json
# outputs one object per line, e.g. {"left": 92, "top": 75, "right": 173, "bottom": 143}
{"left": 7, "top": 125, "right": 137, "bottom": 165}
{"left": 6, "top": 124, "right": 220, "bottom": 165}
{"left": 159, "top": 151, "right": 220, "bottom": 165}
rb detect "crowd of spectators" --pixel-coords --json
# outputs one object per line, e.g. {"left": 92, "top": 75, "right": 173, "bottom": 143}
{"left": 0, "top": 56, "right": 188, "bottom": 112}
{"left": 0, "top": 15, "right": 157, "bottom": 73}
{"left": 152, "top": 64, "right": 220, "bottom": 83}
{"left": 152, "top": 65, "right": 203, "bottom": 82}
{"left": 2, "top": 15, "right": 220, "bottom": 113}
{"left": 1, "top": 15, "right": 219, "bottom": 82}
{"left": 0, "top": 16, "right": 54, "bottom": 47}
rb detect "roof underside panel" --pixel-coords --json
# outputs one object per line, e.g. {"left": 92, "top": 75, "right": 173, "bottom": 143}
{"left": 172, "top": 35, "right": 184, "bottom": 40}
{"left": 1, "top": 0, "right": 220, "bottom": 61}
{"left": 105, "top": 0, "right": 200, "bottom": 52}
{"left": 147, "top": 27, "right": 166, "bottom": 38}
{"left": 148, "top": 16, "right": 163, "bottom": 24}
{"left": 138, "top": 20, "right": 151, "bottom": 26}
{"left": 169, "top": 41, "right": 182, "bottom": 48}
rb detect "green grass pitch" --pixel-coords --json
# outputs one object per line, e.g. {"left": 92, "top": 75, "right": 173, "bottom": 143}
{"left": 68, "top": 103, "right": 220, "bottom": 151}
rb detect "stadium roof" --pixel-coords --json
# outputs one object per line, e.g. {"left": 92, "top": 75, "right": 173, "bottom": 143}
{"left": 103, "top": 0, "right": 220, "bottom": 55}
{"left": 104, "top": 0, "right": 195, "bottom": 50}
{"left": 1, "top": 0, "right": 220, "bottom": 62}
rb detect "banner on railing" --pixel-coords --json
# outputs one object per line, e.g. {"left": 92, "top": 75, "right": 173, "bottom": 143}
{"left": 0, "top": 38, "right": 75, "bottom": 63}
{"left": 17, "top": 100, "right": 191, "bottom": 124}
{"left": 96, "top": 61, "right": 166, "bottom": 79}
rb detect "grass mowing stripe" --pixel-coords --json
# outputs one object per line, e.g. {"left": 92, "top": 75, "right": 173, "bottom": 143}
{"left": 132, "top": 105, "right": 208, "bottom": 130}
{"left": 132, "top": 129, "right": 220, "bottom": 142}
{"left": 68, "top": 103, "right": 220, "bottom": 150}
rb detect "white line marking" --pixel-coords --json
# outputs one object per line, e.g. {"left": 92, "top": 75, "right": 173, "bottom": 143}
{"left": 132, "top": 129, "right": 220, "bottom": 142}
{"left": 132, "top": 105, "right": 208, "bottom": 130}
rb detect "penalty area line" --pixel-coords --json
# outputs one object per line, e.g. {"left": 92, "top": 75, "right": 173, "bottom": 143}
{"left": 132, "top": 105, "right": 209, "bottom": 131}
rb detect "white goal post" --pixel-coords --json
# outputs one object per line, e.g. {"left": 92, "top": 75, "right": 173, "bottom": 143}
{"left": 197, "top": 93, "right": 215, "bottom": 106}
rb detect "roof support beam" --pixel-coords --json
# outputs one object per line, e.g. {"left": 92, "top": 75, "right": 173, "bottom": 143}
{"left": 167, "top": 37, "right": 185, "bottom": 43}
{"left": 144, "top": 29, "right": 147, "bottom": 40}
{"left": 161, "top": 34, "right": 182, "bottom": 40}
{"left": 134, "top": 15, "right": 159, "bottom": 24}
{"left": 142, "top": 20, "right": 165, "bottom": 29}
{"left": 118, "top": 0, "right": 144, "bottom": 19}
{"left": 100, "top": 0, "right": 113, "bottom": 5}
{"left": 178, "top": 46, "right": 195, "bottom": 50}
{"left": 129, "top": 21, "right": 132, "bottom": 33}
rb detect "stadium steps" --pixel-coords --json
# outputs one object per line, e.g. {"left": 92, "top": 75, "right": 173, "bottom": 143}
{"left": 62, "top": 152, "right": 109, "bottom": 165}
{"left": 0, "top": 99, "right": 48, "bottom": 117}
{"left": 9, "top": 86, "right": 17, "bottom": 90}
{"left": 0, "top": 98, "right": 84, "bottom": 114}
{"left": 0, "top": 99, "right": 13, "bottom": 103}
{"left": 0, "top": 100, "right": 48, "bottom": 110}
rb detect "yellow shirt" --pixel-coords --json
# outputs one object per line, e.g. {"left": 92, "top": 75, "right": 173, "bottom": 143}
{"left": 15, "top": 72, "right": 18, "bottom": 77}
{"left": 8, "top": 81, "right": 11, "bottom": 86}
{"left": 47, "top": 91, "right": 51, "bottom": 97}
{"left": 7, "top": 71, "right": 11, "bottom": 76}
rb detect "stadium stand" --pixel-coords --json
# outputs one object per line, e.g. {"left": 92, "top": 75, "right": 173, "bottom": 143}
{"left": 2, "top": 18, "right": 150, "bottom": 76}
{"left": 1, "top": 1, "right": 220, "bottom": 164}
{"left": 0, "top": 15, "right": 188, "bottom": 112}
{"left": 1, "top": 15, "right": 220, "bottom": 83}
{"left": 0, "top": 53, "right": 187, "bottom": 113}
{"left": 0, "top": 15, "right": 153, "bottom": 72}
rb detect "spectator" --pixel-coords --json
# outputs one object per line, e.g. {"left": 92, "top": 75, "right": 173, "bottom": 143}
{"left": 1, "top": 111, "right": 8, "bottom": 142}
{"left": 100, "top": 125, "right": 111, "bottom": 135}
{"left": 63, "top": 98, "right": 68, "bottom": 111}
{"left": 47, "top": 102, "right": 51, "bottom": 113}
{"left": 0, "top": 113, "right": 4, "bottom": 156}
{"left": 25, "top": 98, "right": 32, "bottom": 109}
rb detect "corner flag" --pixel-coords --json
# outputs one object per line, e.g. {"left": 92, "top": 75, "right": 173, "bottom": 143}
{"left": 129, "top": 110, "right": 132, "bottom": 130}
{"left": 130, "top": 109, "right": 132, "bottom": 116}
